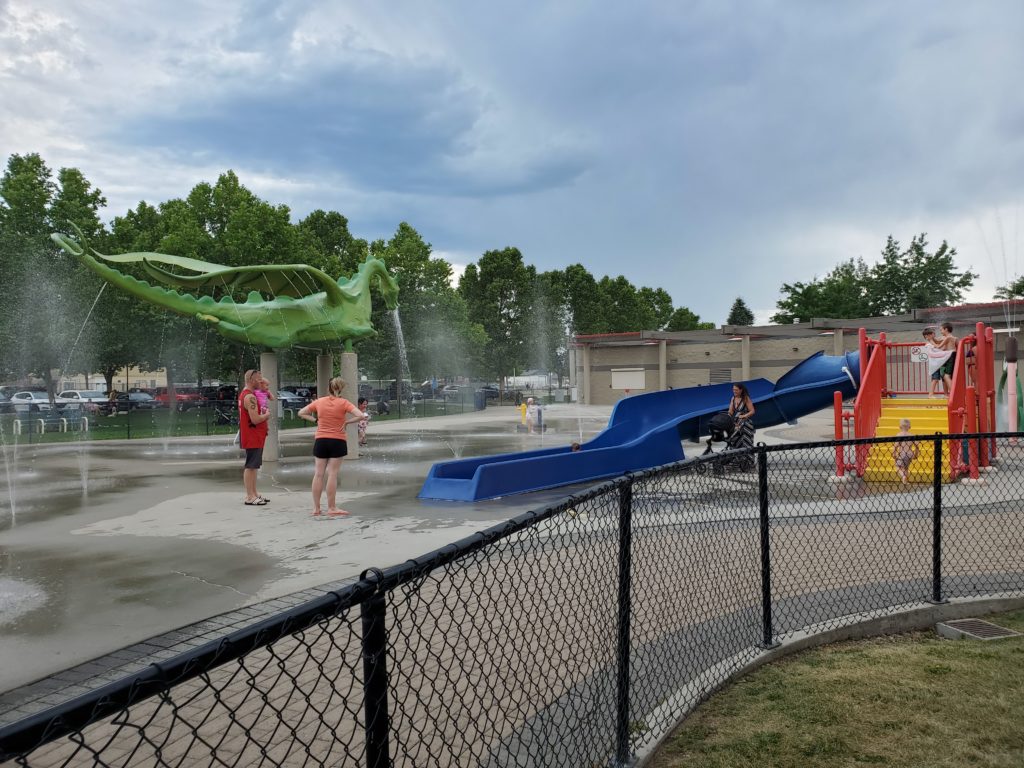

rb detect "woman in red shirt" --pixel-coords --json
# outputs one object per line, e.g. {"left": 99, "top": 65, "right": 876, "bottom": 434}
{"left": 298, "top": 377, "right": 367, "bottom": 517}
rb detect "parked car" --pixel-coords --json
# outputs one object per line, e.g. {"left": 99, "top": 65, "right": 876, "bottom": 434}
{"left": 58, "top": 389, "right": 109, "bottom": 413}
{"left": 0, "top": 392, "right": 13, "bottom": 414}
{"left": 281, "top": 386, "right": 313, "bottom": 399}
{"left": 112, "top": 392, "right": 159, "bottom": 412}
{"left": 276, "top": 390, "right": 307, "bottom": 408}
{"left": 441, "top": 385, "right": 462, "bottom": 399}
{"left": 478, "top": 385, "right": 500, "bottom": 400}
{"left": 153, "top": 386, "right": 204, "bottom": 411}
{"left": 10, "top": 390, "right": 61, "bottom": 412}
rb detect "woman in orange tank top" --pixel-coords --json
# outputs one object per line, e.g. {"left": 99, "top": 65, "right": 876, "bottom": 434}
{"left": 297, "top": 376, "right": 367, "bottom": 517}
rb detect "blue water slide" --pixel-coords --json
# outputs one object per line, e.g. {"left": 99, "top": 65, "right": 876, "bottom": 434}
{"left": 418, "top": 351, "right": 860, "bottom": 501}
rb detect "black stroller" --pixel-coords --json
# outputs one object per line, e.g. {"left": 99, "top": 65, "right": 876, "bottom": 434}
{"left": 700, "top": 412, "right": 755, "bottom": 472}
{"left": 214, "top": 406, "right": 238, "bottom": 426}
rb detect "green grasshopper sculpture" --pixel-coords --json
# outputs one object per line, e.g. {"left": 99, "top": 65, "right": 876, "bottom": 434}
{"left": 52, "top": 224, "right": 399, "bottom": 350}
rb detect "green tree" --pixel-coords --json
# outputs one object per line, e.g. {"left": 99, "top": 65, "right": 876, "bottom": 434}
{"left": 0, "top": 153, "right": 54, "bottom": 237}
{"left": 771, "top": 259, "right": 872, "bottom": 323}
{"left": 994, "top": 276, "right": 1024, "bottom": 300}
{"left": 726, "top": 297, "right": 755, "bottom": 326}
{"left": 459, "top": 247, "right": 535, "bottom": 380}
{"left": 865, "top": 234, "right": 975, "bottom": 314}
{"left": 665, "top": 307, "right": 715, "bottom": 331}
{"left": 361, "top": 223, "right": 486, "bottom": 383}
{"left": 560, "top": 263, "right": 606, "bottom": 334}
{"left": 296, "top": 209, "right": 368, "bottom": 277}
{"left": 0, "top": 155, "right": 110, "bottom": 394}
{"left": 773, "top": 236, "right": 976, "bottom": 324}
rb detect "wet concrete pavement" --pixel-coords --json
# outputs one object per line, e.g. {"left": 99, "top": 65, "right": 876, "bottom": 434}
{"left": 0, "top": 403, "right": 626, "bottom": 692}
{"left": 0, "top": 402, "right": 839, "bottom": 694}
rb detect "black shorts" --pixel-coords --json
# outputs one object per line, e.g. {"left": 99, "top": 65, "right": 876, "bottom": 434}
{"left": 313, "top": 438, "right": 348, "bottom": 459}
{"left": 244, "top": 448, "right": 264, "bottom": 469}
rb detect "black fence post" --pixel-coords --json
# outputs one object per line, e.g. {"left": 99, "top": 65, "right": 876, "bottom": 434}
{"left": 614, "top": 478, "right": 634, "bottom": 767}
{"left": 757, "top": 447, "right": 778, "bottom": 649}
{"left": 930, "top": 436, "right": 946, "bottom": 604}
{"left": 360, "top": 570, "right": 391, "bottom": 768}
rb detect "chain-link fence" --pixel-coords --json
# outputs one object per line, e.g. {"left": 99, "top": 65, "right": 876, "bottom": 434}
{"left": 3, "top": 432, "right": 1024, "bottom": 767}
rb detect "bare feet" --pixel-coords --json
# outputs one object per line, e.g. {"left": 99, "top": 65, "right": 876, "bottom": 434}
{"left": 327, "top": 509, "right": 350, "bottom": 517}
{"left": 313, "top": 510, "right": 322, "bottom": 516}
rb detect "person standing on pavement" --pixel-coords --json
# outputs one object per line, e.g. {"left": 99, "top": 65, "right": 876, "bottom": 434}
{"left": 239, "top": 369, "right": 271, "bottom": 506}
{"left": 297, "top": 376, "right": 368, "bottom": 517}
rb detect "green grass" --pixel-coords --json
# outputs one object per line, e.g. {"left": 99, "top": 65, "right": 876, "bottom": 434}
{"left": 651, "top": 610, "right": 1024, "bottom": 768}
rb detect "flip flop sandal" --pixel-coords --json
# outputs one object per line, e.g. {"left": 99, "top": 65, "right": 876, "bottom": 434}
{"left": 257, "top": 496, "right": 270, "bottom": 503}
{"left": 244, "top": 498, "right": 269, "bottom": 506}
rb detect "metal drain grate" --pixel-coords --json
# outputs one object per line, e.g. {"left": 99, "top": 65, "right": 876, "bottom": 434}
{"left": 936, "top": 618, "right": 1022, "bottom": 641}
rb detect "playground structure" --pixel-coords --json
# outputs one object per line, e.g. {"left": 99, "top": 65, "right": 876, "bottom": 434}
{"left": 419, "top": 349, "right": 861, "bottom": 501}
{"left": 421, "top": 319, "right": 1019, "bottom": 501}
{"left": 834, "top": 323, "right": 998, "bottom": 482}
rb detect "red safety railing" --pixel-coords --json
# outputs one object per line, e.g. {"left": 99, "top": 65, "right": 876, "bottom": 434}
{"left": 884, "top": 340, "right": 934, "bottom": 395}
{"left": 945, "top": 334, "right": 974, "bottom": 479}
{"left": 946, "top": 322, "right": 996, "bottom": 478}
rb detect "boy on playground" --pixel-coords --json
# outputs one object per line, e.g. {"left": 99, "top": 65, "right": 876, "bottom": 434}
{"left": 937, "top": 322, "right": 958, "bottom": 393}
{"left": 892, "top": 418, "right": 919, "bottom": 484}
{"left": 921, "top": 328, "right": 944, "bottom": 397}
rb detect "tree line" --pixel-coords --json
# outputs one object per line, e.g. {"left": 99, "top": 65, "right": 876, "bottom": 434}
{"left": 0, "top": 154, "right": 721, "bottom": 392}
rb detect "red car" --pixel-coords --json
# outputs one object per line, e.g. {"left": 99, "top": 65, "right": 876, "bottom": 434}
{"left": 153, "top": 386, "right": 204, "bottom": 411}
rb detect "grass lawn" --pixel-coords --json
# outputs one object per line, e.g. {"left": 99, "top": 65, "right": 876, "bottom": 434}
{"left": 651, "top": 609, "right": 1024, "bottom": 768}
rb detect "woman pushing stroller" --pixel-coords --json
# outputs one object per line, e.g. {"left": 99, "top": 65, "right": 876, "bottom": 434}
{"left": 728, "top": 383, "right": 756, "bottom": 451}
{"left": 700, "top": 383, "right": 756, "bottom": 471}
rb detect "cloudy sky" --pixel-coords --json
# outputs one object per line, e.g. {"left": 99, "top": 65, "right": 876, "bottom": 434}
{"left": 2, "top": 0, "right": 1023, "bottom": 324}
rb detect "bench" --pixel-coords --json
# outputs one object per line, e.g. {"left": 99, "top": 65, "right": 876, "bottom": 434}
{"left": 13, "top": 408, "right": 89, "bottom": 435}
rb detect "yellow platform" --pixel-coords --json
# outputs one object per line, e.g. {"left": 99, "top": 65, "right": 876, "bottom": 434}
{"left": 863, "top": 397, "right": 952, "bottom": 483}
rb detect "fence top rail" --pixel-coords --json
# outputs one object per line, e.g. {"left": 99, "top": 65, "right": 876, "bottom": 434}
{"left": 759, "top": 429, "right": 1020, "bottom": 454}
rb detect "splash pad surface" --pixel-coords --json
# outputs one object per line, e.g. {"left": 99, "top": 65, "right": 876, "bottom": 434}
{"left": 0, "top": 405, "right": 612, "bottom": 693}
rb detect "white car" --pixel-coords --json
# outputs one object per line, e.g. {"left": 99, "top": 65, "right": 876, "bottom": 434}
{"left": 10, "top": 391, "right": 62, "bottom": 412}
{"left": 58, "top": 389, "right": 109, "bottom": 413}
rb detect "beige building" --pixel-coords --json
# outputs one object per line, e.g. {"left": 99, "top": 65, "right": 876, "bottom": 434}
{"left": 570, "top": 302, "right": 1023, "bottom": 406}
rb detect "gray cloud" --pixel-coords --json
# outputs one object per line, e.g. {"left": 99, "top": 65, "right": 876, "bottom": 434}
{"left": 3, "top": 0, "right": 1023, "bottom": 323}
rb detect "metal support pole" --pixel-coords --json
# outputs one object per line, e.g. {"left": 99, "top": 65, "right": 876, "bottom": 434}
{"left": 965, "top": 385, "right": 979, "bottom": 479}
{"left": 614, "top": 479, "right": 634, "bottom": 767}
{"left": 833, "top": 391, "right": 844, "bottom": 477}
{"left": 976, "top": 323, "right": 990, "bottom": 467}
{"left": 361, "top": 576, "right": 391, "bottom": 768}
{"left": 757, "top": 448, "right": 778, "bottom": 649}
{"left": 930, "top": 436, "right": 945, "bottom": 603}
{"left": 260, "top": 351, "right": 279, "bottom": 462}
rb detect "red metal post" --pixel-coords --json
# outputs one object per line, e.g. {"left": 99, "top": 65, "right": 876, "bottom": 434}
{"left": 859, "top": 328, "right": 868, "bottom": 377}
{"left": 965, "top": 385, "right": 979, "bottom": 480}
{"left": 878, "top": 332, "right": 888, "bottom": 396}
{"left": 834, "top": 390, "right": 845, "bottom": 477}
